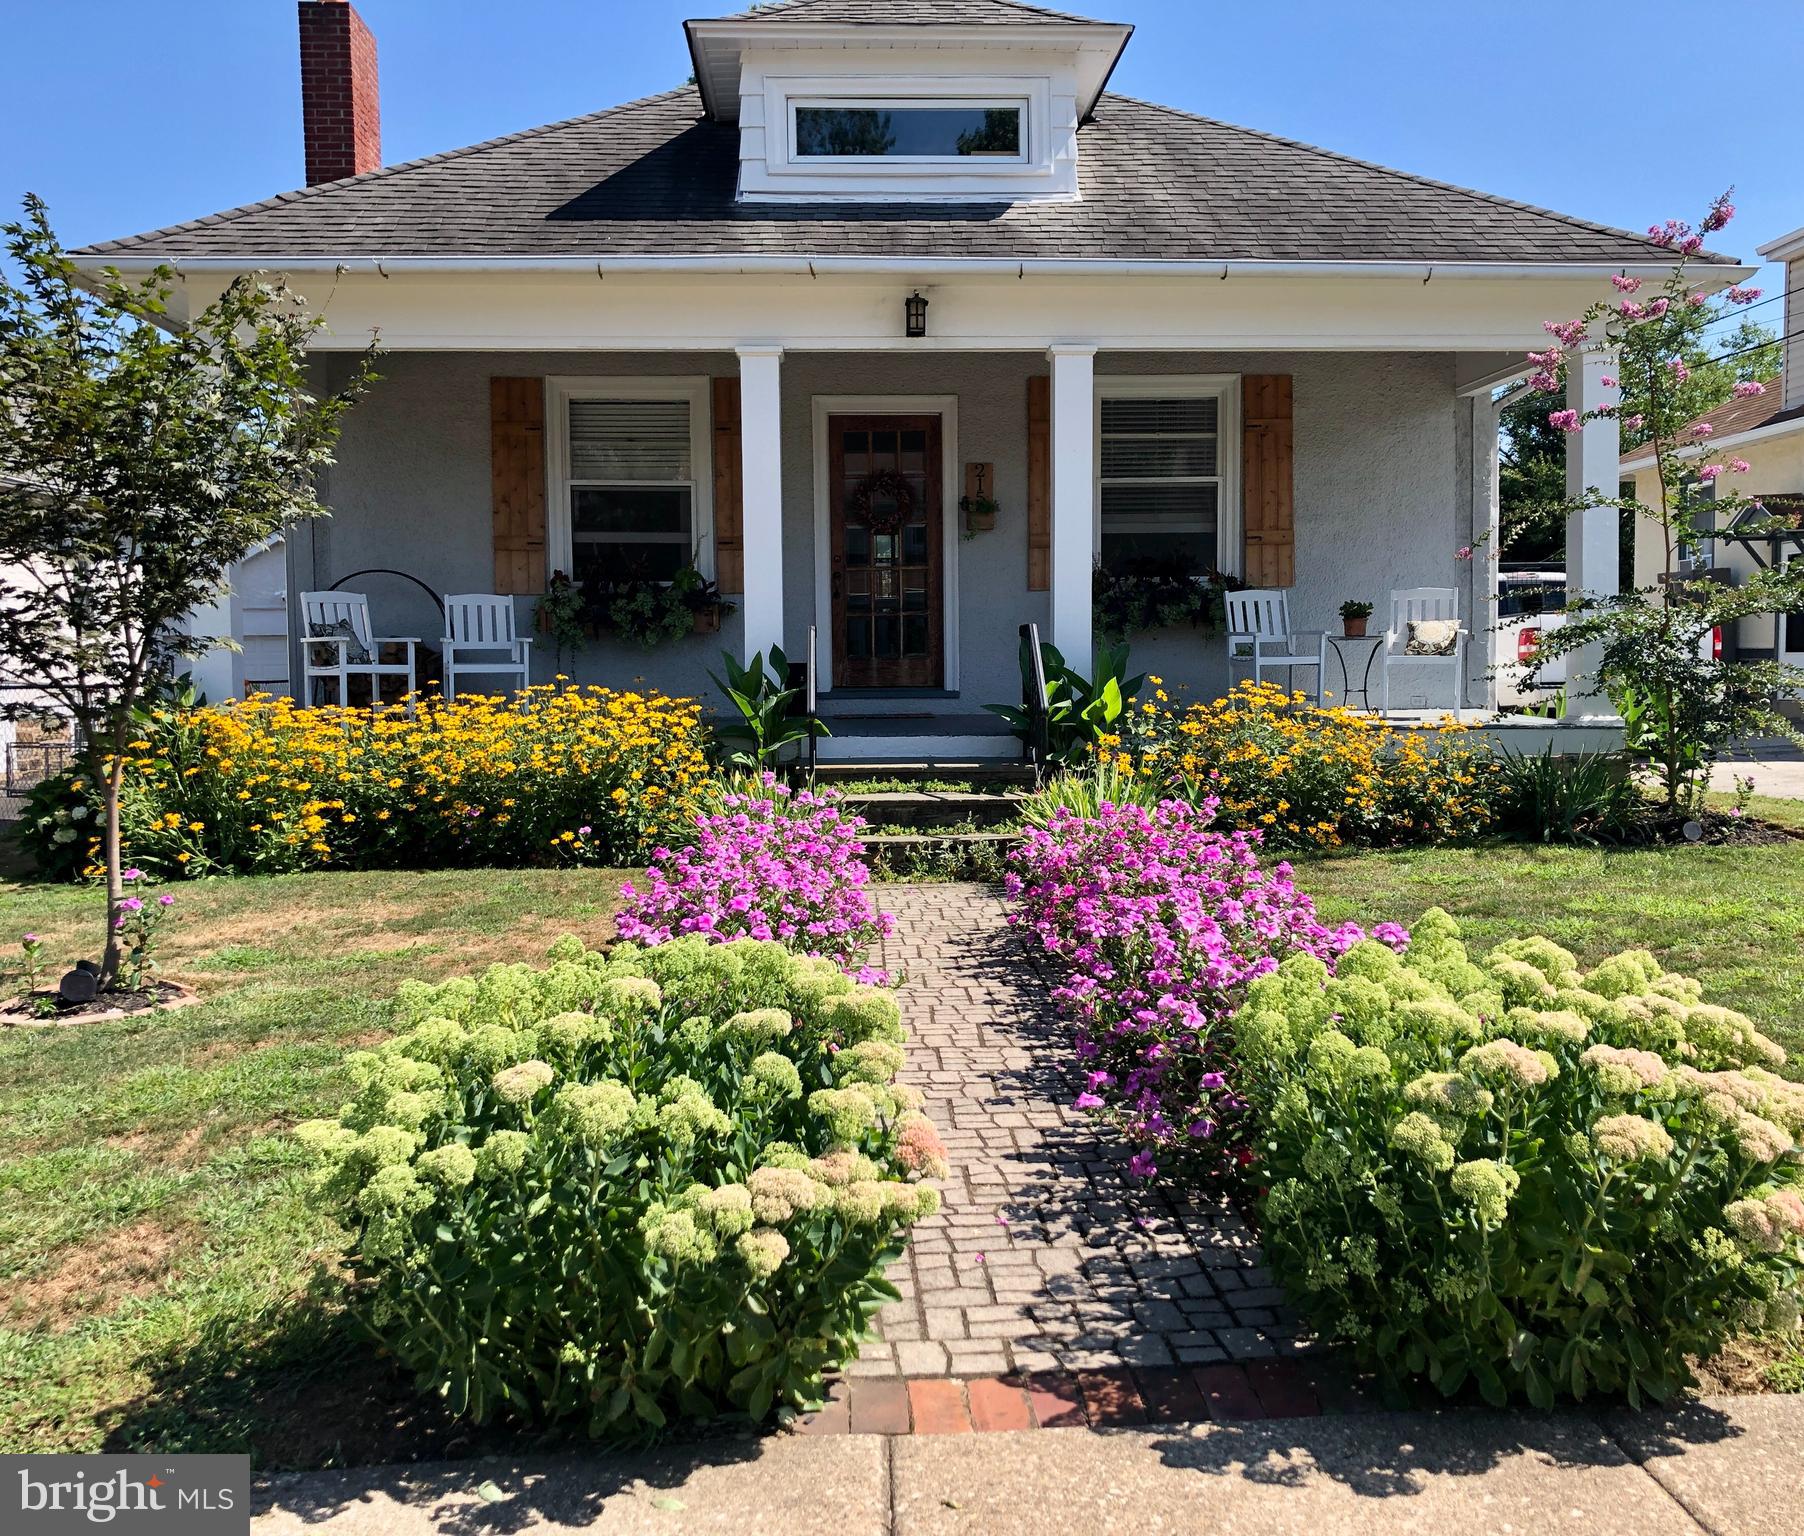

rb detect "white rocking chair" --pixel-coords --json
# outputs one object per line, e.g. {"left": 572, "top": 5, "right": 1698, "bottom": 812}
{"left": 1225, "top": 589, "right": 1325, "bottom": 703}
{"left": 301, "top": 591, "right": 420, "bottom": 708}
{"left": 1378, "top": 587, "right": 1467, "bottom": 712}
{"left": 442, "top": 594, "right": 532, "bottom": 700}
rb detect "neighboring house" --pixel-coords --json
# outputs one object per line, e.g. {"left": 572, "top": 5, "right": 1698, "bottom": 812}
{"left": 69, "top": 0, "right": 1754, "bottom": 756}
{"left": 1623, "top": 228, "right": 1804, "bottom": 677}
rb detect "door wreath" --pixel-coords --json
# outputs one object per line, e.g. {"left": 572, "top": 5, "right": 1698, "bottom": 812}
{"left": 848, "top": 469, "right": 914, "bottom": 534}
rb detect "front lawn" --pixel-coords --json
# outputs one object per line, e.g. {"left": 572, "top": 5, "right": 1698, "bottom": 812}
{"left": 0, "top": 867, "right": 632, "bottom": 1464}
{"left": 1, "top": 841, "right": 1801, "bottom": 1459}
{"left": 1296, "top": 841, "right": 1804, "bottom": 1065}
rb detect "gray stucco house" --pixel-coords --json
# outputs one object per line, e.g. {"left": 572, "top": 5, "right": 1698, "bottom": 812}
{"left": 78, "top": 0, "right": 1748, "bottom": 756}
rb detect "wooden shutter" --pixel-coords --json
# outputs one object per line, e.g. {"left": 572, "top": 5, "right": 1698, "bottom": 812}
{"left": 490, "top": 377, "right": 546, "bottom": 594}
{"left": 712, "top": 377, "right": 744, "bottom": 594}
{"left": 1242, "top": 374, "right": 1294, "bottom": 588}
{"left": 1026, "top": 374, "right": 1051, "bottom": 591}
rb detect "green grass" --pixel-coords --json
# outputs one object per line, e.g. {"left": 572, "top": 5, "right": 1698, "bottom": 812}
{"left": 1, "top": 841, "right": 1802, "bottom": 1459}
{"left": 1292, "top": 841, "right": 1804, "bottom": 1064}
{"left": 0, "top": 867, "right": 632, "bottom": 1464}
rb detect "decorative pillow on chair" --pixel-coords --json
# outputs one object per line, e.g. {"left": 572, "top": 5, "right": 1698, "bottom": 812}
{"left": 308, "top": 618, "right": 372, "bottom": 667}
{"left": 1404, "top": 618, "right": 1459, "bottom": 656}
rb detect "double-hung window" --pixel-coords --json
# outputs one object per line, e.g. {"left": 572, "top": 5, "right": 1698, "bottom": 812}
{"left": 1095, "top": 379, "right": 1238, "bottom": 578}
{"left": 551, "top": 378, "right": 712, "bottom": 587}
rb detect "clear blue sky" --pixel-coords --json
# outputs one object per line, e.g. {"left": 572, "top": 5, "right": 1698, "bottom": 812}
{"left": 4, "top": 0, "right": 1800, "bottom": 321}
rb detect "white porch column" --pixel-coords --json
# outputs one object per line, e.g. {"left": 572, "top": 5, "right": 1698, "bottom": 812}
{"left": 736, "top": 344, "right": 784, "bottom": 665}
{"left": 1467, "top": 390, "right": 1502, "bottom": 709}
{"left": 1048, "top": 343, "right": 1097, "bottom": 679}
{"left": 1564, "top": 346, "right": 1620, "bottom": 710}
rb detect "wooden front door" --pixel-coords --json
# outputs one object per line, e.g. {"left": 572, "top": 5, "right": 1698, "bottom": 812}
{"left": 829, "top": 414, "right": 943, "bottom": 688}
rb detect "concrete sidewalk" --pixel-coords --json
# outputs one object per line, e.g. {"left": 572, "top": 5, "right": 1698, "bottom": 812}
{"left": 252, "top": 1394, "right": 1802, "bottom": 1535}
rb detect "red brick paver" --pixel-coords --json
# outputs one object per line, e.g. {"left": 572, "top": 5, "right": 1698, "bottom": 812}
{"left": 1074, "top": 1368, "right": 1147, "bottom": 1426}
{"left": 1132, "top": 1366, "right": 1212, "bottom": 1425}
{"left": 1021, "top": 1372, "right": 1086, "bottom": 1429}
{"left": 907, "top": 1379, "right": 973, "bottom": 1435}
{"left": 1194, "top": 1363, "right": 1268, "bottom": 1422}
{"left": 966, "top": 1378, "right": 1034, "bottom": 1433}
{"left": 1245, "top": 1358, "right": 1323, "bottom": 1419}
{"left": 847, "top": 1378, "right": 912, "bottom": 1436}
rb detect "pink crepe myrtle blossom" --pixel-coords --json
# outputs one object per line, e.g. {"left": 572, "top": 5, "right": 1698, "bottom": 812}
{"left": 1548, "top": 409, "right": 1580, "bottom": 432}
{"left": 1544, "top": 319, "right": 1587, "bottom": 347}
{"left": 1732, "top": 380, "right": 1767, "bottom": 399}
{"left": 1729, "top": 458, "right": 1751, "bottom": 474}
{"left": 1687, "top": 289, "right": 1710, "bottom": 307}
{"left": 1623, "top": 413, "right": 1646, "bottom": 434}
{"left": 1697, "top": 464, "right": 1726, "bottom": 482}
{"left": 1646, "top": 297, "right": 1670, "bottom": 318}
{"left": 1454, "top": 545, "right": 1474, "bottom": 561}
{"left": 1692, "top": 423, "right": 1715, "bottom": 438}
{"left": 1667, "top": 357, "right": 1691, "bottom": 384}
{"left": 1726, "top": 285, "right": 1763, "bottom": 305}
{"left": 1618, "top": 300, "right": 1646, "bottom": 320}
{"left": 1702, "top": 195, "right": 1735, "bottom": 233}
{"left": 1600, "top": 376, "right": 1617, "bottom": 389}
{"left": 1610, "top": 274, "right": 1642, "bottom": 294}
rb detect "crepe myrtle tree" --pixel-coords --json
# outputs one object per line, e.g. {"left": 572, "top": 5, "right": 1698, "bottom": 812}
{"left": 1512, "top": 191, "right": 1804, "bottom": 814}
{"left": 0, "top": 196, "right": 374, "bottom": 986}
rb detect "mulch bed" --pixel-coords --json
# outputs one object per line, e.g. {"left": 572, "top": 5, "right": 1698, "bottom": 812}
{"left": 0, "top": 978, "right": 199, "bottom": 1027}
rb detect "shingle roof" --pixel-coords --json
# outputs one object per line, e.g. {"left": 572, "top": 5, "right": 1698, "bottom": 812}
{"left": 1621, "top": 378, "right": 1794, "bottom": 467}
{"left": 714, "top": 0, "right": 1101, "bottom": 23}
{"left": 76, "top": 89, "right": 1723, "bottom": 267}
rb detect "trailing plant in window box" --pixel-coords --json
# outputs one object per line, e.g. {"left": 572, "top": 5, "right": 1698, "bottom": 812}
{"left": 295, "top": 935, "right": 947, "bottom": 1434}
{"left": 1093, "top": 561, "right": 1247, "bottom": 639}
{"left": 1239, "top": 909, "right": 1804, "bottom": 1407}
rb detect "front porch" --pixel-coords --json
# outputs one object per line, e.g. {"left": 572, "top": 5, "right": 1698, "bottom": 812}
{"left": 272, "top": 339, "right": 1593, "bottom": 742}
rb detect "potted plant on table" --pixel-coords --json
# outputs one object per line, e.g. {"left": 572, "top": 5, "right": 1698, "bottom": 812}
{"left": 1339, "top": 599, "right": 1374, "bottom": 638}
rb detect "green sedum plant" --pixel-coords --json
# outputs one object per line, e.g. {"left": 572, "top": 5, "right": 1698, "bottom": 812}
{"left": 1238, "top": 909, "right": 1804, "bottom": 1408}
{"left": 295, "top": 935, "right": 947, "bottom": 1434}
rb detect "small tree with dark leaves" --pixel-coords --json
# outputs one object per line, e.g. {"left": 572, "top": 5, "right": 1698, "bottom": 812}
{"left": 1511, "top": 193, "right": 1804, "bottom": 814}
{"left": 0, "top": 196, "right": 373, "bottom": 985}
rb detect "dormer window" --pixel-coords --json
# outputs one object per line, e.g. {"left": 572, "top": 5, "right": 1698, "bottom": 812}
{"left": 793, "top": 102, "right": 1026, "bottom": 162}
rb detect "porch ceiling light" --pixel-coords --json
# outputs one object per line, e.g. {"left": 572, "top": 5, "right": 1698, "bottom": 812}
{"left": 904, "top": 291, "right": 928, "bottom": 339}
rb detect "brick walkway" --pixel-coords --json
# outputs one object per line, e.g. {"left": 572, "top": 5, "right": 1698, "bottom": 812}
{"left": 856, "top": 883, "right": 1302, "bottom": 1383}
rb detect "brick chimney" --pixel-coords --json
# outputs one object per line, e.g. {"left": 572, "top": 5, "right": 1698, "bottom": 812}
{"left": 299, "top": 0, "right": 380, "bottom": 186}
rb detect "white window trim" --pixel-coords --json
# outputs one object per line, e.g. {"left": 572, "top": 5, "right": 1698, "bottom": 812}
{"left": 810, "top": 394, "right": 961, "bottom": 695}
{"left": 763, "top": 73, "right": 1052, "bottom": 183}
{"left": 1092, "top": 374, "right": 1242, "bottom": 578}
{"left": 788, "top": 97, "right": 1029, "bottom": 167}
{"left": 545, "top": 376, "right": 715, "bottom": 586}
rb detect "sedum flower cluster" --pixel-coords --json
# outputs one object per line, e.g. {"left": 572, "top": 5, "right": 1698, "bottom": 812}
{"left": 1006, "top": 796, "right": 1405, "bottom": 1182}
{"left": 26, "top": 684, "right": 712, "bottom": 879}
{"left": 618, "top": 776, "right": 895, "bottom": 978}
{"left": 1240, "top": 908, "right": 1804, "bottom": 1408}
{"left": 295, "top": 934, "right": 945, "bottom": 1434}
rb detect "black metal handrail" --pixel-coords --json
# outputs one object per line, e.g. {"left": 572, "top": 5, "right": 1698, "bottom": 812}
{"left": 805, "top": 625, "right": 820, "bottom": 785}
{"left": 1019, "top": 621, "right": 1051, "bottom": 783}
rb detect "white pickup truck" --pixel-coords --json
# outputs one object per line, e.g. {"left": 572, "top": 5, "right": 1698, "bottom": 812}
{"left": 1495, "top": 570, "right": 1566, "bottom": 709}
{"left": 1494, "top": 569, "right": 1723, "bottom": 709}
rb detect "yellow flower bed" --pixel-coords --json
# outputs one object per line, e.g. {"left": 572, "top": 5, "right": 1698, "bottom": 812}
{"left": 74, "top": 686, "right": 713, "bottom": 877}
{"left": 1116, "top": 681, "right": 1504, "bottom": 848}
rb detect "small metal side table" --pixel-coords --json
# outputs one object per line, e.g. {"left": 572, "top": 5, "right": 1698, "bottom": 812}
{"left": 1320, "top": 633, "right": 1385, "bottom": 711}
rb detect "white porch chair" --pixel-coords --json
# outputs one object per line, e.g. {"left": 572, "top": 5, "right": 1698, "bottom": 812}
{"left": 301, "top": 591, "right": 419, "bottom": 708}
{"left": 1378, "top": 587, "right": 1467, "bottom": 712}
{"left": 442, "top": 594, "right": 532, "bottom": 700}
{"left": 1225, "top": 589, "right": 1325, "bottom": 704}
